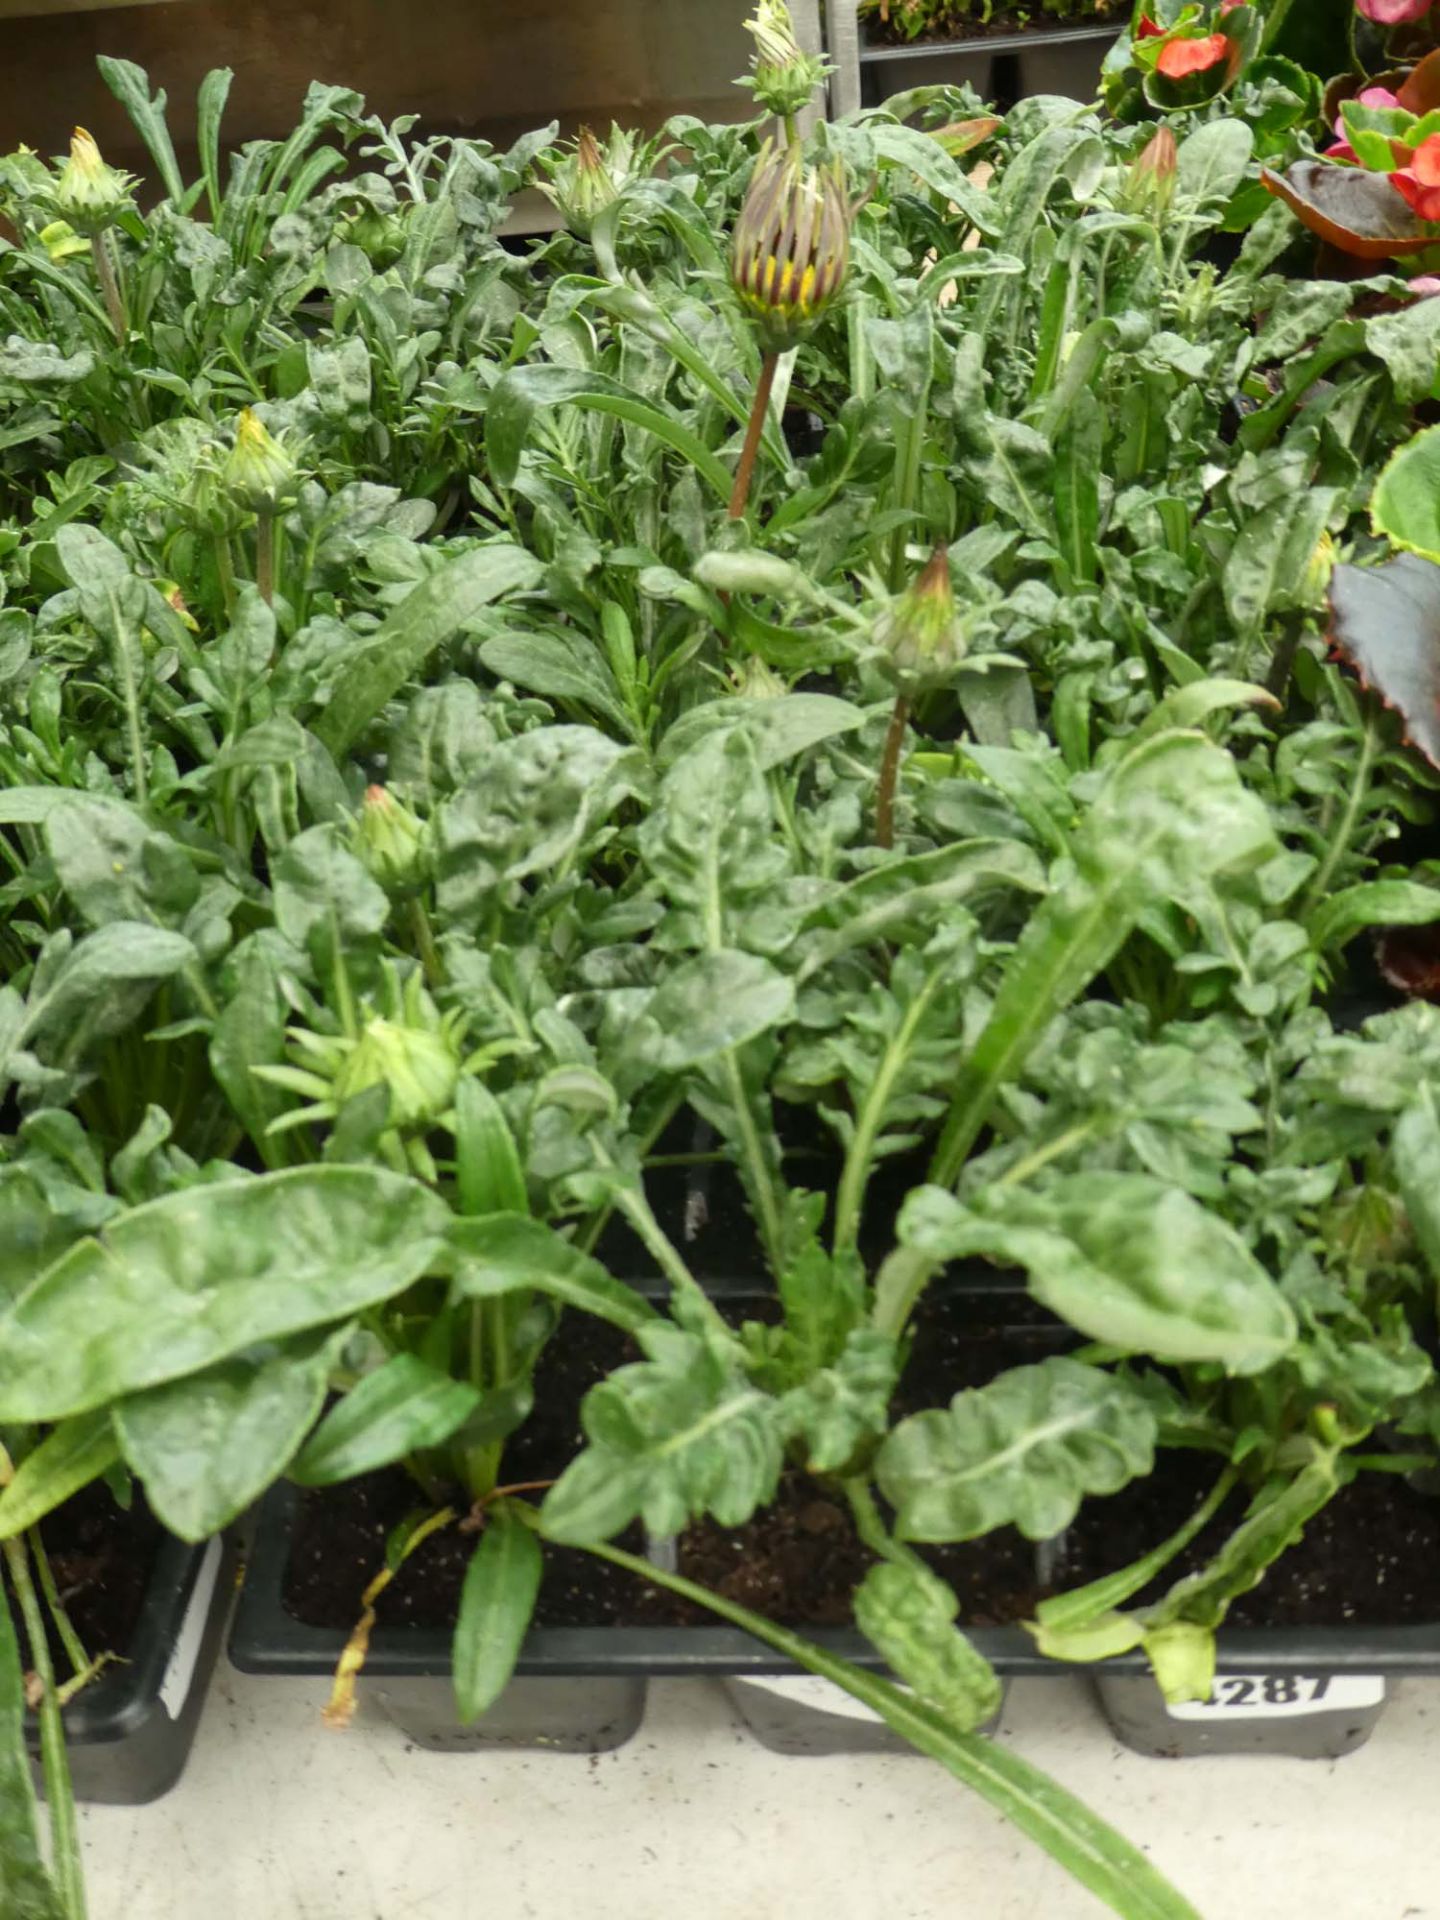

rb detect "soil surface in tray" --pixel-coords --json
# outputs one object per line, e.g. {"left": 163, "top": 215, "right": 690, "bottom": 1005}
{"left": 13, "top": 1481, "right": 164, "bottom": 1680}
{"left": 1055, "top": 1450, "right": 1440, "bottom": 1629}
{"left": 283, "top": 1314, "right": 650, "bottom": 1632}
{"left": 864, "top": 5, "right": 1122, "bottom": 48}
{"left": 284, "top": 1280, "right": 1061, "bottom": 1637}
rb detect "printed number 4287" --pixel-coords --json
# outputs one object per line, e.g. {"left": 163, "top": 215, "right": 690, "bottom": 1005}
{"left": 1201, "top": 1675, "right": 1329, "bottom": 1708}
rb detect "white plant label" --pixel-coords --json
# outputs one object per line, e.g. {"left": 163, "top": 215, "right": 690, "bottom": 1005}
{"left": 1167, "top": 1673, "right": 1384, "bottom": 1722}
{"left": 738, "top": 1674, "right": 886, "bottom": 1724}
{"left": 158, "top": 1538, "right": 223, "bottom": 1720}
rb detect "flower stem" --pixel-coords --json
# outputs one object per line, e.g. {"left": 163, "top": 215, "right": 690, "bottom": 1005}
{"left": 214, "top": 534, "right": 238, "bottom": 620}
{"left": 255, "top": 510, "right": 276, "bottom": 607}
{"left": 874, "top": 691, "right": 911, "bottom": 849}
{"left": 90, "top": 231, "right": 125, "bottom": 346}
{"left": 5, "top": 1534, "right": 86, "bottom": 1918}
{"left": 728, "top": 350, "right": 780, "bottom": 522}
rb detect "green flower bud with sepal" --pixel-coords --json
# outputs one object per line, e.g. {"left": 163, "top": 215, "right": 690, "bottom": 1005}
{"left": 354, "top": 785, "right": 431, "bottom": 895}
{"left": 52, "top": 128, "right": 135, "bottom": 236}
{"left": 875, "top": 547, "right": 966, "bottom": 689}
{"left": 223, "top": 408, "right": 301, "bottom": 515}
{"left": 739, "top": 1, "right": 833, "bottom": 121}
{"left": 536, "top": 126, "right": 639, "bottom": 239}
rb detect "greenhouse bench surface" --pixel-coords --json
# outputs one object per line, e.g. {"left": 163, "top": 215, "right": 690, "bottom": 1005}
{"left": 80, "top": 1667, "right": 1440, "bottom": 1919}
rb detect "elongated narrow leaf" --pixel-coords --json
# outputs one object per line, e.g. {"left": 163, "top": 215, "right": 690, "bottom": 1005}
{"left": 797, "top": 839, "right": 1044, "bottom": 981}
{"left": 453, "top": 1506, "right": 543, "bottom": 1721}
{"left": 316, "top": 545, "right": 542, "bottom": 756}
{"left": 0, "top": 1168, "right": 448, "bottom": 1421}
{"left": 291, "top": 1355, "right": 480, "bottom": 1487}
{"left": 1309, "top": 880, "right": 1440, "bottom": 955}
{"left": 1223, "top": 488, "right": 1336, "bottom": 637}
{"left": 1133, "top": 678, "right": 1278, "bottom": 741}
{"left": 656, "top": 692, "right": 865, "bottom": 775}
{"left": 902, "top": 1180, "right": 1295, "bottom": 1375}
{"left": 115, "top": 1329, "right": 338, "bottom": 1539}
{"left": 0, "top": 1585, "right": 63, "bottom": 1920}
{"left": 592, "top": 1539, "right": 1202, "bottom": 1920}
{"left": 99, "top": 56, "right": 185, "bottom": 204}
{"left": 932, "top": 731, "right": 1275, "bottom": 1183}
{"left": 454, "top": 1078, "right": 528, "bottom": 1217}
{"left": 447, "top": 1214, "right": 656, "bottom": 1333}
{"left": 485, "top": 365, "right": 732, "bottom": 499}
{"left": 877, "top": 1358, "right": 1156, "bottom": 1543}
{"left": 196, "top": 65, "right": 234, "bottom": 220}
{"left": 0, "top": 1411, "right": 118, "bottom": 1540}
{"left": 479, "top": 630, "right": 636, "bottom": 739}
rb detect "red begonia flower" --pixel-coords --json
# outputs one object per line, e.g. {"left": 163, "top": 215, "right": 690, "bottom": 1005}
{"left": 1156, "top": 33, "right": 1230, "bottom": 79}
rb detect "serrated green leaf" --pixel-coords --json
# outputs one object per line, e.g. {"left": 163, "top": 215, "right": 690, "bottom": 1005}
{"left": 903, "top": 1179, "right": 1296, "bottom": 1374}
{"left": 541, "top": 1323, "right": 782, "bottom": 1544}
{"left": 878, "top": 1357, "right": 1157, "bottom": 1543}
{"left": 853, "top": 1559, "right": 1002, "bottom": 1731}
{"left": 932, "top": 731, "right": 1276, "bottom": 1184}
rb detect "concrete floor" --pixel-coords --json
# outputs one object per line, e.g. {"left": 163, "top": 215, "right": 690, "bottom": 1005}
{"left": 79, "top": 1670, "right": 1437, "bottom": 1919}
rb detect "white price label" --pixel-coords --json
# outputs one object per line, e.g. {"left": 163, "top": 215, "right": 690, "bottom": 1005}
{"left": 1167, "top": 1673, "right": 1383, "bottom": 1722}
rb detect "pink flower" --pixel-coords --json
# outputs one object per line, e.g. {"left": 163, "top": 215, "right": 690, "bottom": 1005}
{"left": 1408, "top": 275, "right": 1440, "bottom": 294}
{"left": 1357, "top": 0, "right": 1434, "bottom": 21}
{"left": 1389, "top": 131, "right": 1440, "bottom": 220}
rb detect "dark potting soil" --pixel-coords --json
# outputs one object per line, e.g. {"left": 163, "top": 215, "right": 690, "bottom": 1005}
{"left": 282, "top": 1276, "right": 1059, "bottom": 1638}
{"left": 864, "top": 5, "right": 1122, "bottom": 49}
{"left": 12, "top": 1480, "right": 164, "bottom": 1681}
{"left": 283, "top": 1311, "right": 664, "bottom": 1632}
{"left": 637, "top": 1284, "right": 1061, "bottom": 1630}
{"left": 1053, "top": 1450, "right": 1440, "bottom": 1630}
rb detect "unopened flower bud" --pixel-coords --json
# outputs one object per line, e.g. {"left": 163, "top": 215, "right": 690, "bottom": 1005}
{"left": 333, "top": 1007, "right": 460, "bottom": 1130}
{"left": 732, "top": 139, "right": 849, "bottom": 353}
{"left": 1125, "top": 125, "right": 1177, "bottom": 216}
{"left": 536, "top": 126, "right": 638, "bottom": 239}
{"left": 876, "top": 547, "right": 965, "bottom": 686}
{"left": 223, "top": 408, "right": 300, "bottom": 514}
{"left": 355, "top": 784, "right": 430, "bottom": 893}
{"left": 53, "top": 128, "right": 135, "bottom": 236}
{"left": 734, "top": 655, "right": 786, "bottom": 699}
{"left": 347, "top": 205, "right": 408, "bottom": 267}
{"left": 740, "top": 0, "right": 832, "bottom": 120}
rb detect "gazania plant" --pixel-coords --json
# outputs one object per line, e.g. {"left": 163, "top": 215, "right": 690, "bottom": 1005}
{"left": 5, "top": 7, "right": 1440, "bottom": 1920}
